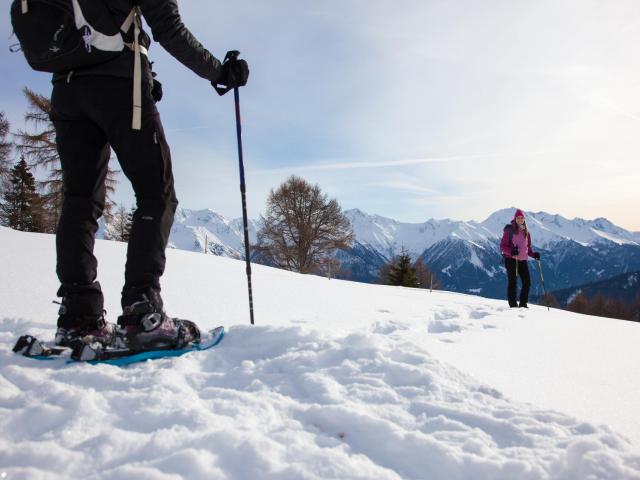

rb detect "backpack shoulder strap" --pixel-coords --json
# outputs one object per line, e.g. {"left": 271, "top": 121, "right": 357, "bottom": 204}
{"left": 120, "top": 8, "right": 137, "bottom": 33}
{"left": 504, "top": 224, "right": 513, "bottom": 244}
{"left": 120, "top": 6, "right": 144, "bottom": 130}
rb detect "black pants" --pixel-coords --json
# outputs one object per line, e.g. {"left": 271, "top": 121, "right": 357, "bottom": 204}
{"left": 505, "top": 258, "right": 530, "bottom": 307}
{"left": 51, "top": 76, "right": 178, "bottom": 316}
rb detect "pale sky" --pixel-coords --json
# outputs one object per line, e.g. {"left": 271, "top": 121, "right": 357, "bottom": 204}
{"left": 2, "top": 0, "right": 639, "bottom": 230}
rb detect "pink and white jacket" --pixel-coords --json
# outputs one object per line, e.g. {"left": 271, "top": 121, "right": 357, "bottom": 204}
{"left": 500, "top": 210, "right": 536, "bottom": 261}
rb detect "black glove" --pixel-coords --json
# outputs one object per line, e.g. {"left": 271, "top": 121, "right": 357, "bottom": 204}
{"left": 149, "top": 68, "right": 163, "bottom": 102}
{"left": 511, "top": 246, "right": 519, "bottom": 256}
{"left": 214, "top": 58, "right": 250, "bottom": 89}
{"left": 151, "top": 78, "right": 163, "bottom": 102}
{"left": 533, "top": 252, "right": 541, "bottom": 260}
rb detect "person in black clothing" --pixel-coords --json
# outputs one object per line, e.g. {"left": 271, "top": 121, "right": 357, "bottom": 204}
{"left": 51, "top": 0, "right": 249, "bottom": 349}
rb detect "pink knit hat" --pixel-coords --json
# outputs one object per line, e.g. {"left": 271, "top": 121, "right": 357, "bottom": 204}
{"left": 513, "top": 209, "right": 525, "bottom": 220}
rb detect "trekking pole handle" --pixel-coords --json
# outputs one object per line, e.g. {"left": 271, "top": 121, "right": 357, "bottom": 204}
{"left": 213, "top": 50, "right": 241, "bottom": 96}
{"left": 225, "top": 50, "right": 240, "bottom": 62}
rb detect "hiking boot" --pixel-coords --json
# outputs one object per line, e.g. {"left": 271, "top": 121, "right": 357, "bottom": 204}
{"left": 55, "top": 284, "right": 114, "bottom": 347}
{"left": 55, "top": 314, "right": 117, "bottom": 347}
{"left": 117, "top": 295, "right": 200, "bottom": 351}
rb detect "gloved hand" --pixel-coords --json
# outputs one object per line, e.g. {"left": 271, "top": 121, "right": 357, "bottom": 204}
{"left": 151, "top": 78, "right": 163, "bottom": 102}
{"left": 213, "top": 58, "right": 250, "bottom": 89}
{"left": 511, "top": 246, "right": 519, "bottom": 256}
{"left": 533, "top": 252, "right": 541, "bottom": 260}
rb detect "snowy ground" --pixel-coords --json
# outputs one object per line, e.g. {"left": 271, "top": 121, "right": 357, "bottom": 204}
{"left": 1, "top": 226, "right": 640, "bottom": 479}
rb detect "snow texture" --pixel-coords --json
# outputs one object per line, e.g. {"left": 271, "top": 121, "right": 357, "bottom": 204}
{"left": 1, "top": 226, "right": 640, "bottom": 479}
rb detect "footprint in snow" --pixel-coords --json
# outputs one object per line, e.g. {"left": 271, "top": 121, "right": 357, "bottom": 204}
{"left": 428, "top": 320, "right": 463, "bottom": 334}
{"left": 469, "top": 310, "right": 490, "bottom": 320}
{"left": 433, "top": 310, "right": 458, "bottom": 321}
{"left": 372, "top": 320, "right": 408, "bottom": 334}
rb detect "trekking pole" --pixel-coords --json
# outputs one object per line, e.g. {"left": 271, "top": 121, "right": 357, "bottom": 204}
{"left": 215, "top": 50, "right": 255, "bottom": 325}
{"left": 536, "top": 259, "right": 549, "bottom": 311}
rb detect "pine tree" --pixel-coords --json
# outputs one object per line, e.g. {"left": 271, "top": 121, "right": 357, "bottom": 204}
{"left": 14, "top": 88, "right": 119, "bottom": 232}
{"left": 0, "top": 157, "right": 41, "bottom": 231}
{"left": 108, "top": 203, "right": 135, "bottom": 242}
{"left": 0, "top": 111, "right": 11, "bottom": 181}
{"left": 387, "top": 249, "right": 420, "bottom": 288}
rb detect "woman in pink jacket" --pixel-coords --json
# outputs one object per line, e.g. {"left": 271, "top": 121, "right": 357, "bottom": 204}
{"left": 500, "top": 209, "right": 540, "bottom": 308}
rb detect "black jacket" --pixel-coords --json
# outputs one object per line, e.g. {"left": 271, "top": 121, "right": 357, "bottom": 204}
{"left": 53, "top": 0, "right": 221, "bottom": 85}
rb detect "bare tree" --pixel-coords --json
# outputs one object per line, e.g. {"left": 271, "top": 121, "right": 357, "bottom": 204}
{"left": 539, "top": 292, "right": 560, "bottom": 309}
{"left": 567, "top": 292, "right": 589, "bottom": 315}
{"left": 604, "top": 297, "right": 629, "bottom": 321}
{"left": 630, "top": 295, "right": 640, "bottom": 323}
{"left": 317, "top": 256, "right": 342, "bottom": 280}
{"left": 14, "top": 87, "right": 119, "bottom": 232}
{"left": 256, "top": 175, "right": 354, "bottom": 274}
{"left": 414, "top": 258, "right": 441, "bottom": 290}
{"left": 13, "top": 88, "right": 61, "bottom": 232}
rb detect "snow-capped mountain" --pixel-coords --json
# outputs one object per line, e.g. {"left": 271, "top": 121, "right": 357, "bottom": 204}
{"left": 481, "top": 209, "right": 640, "bottom": 248}
{"left": 346, "top": 207, "right": 640, "bottom": 258}
{"left": 168, "top": 208, "right": 259, "bottom": 258}
{"left": 327, "top": 208, "right": 640, "bottom": 298}
{"left": 345, "top": 208, "right": 496, "bottom": 258}
{"left": 162, "top": 207, "right": 640, "bottom": 300}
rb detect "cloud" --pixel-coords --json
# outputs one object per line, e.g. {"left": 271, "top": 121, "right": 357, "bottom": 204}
{"left": 2, "top": 0, "right": 639, "bottom": 229}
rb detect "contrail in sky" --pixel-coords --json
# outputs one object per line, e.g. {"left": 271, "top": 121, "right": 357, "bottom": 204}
{"left": 251, "top": 151, "right": 555, "bottom": 174}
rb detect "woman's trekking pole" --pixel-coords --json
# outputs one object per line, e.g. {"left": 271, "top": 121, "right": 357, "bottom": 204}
{"left": 215, "top": 50, "right": 255, "bottom": 325}
{"left": 536, "top": 259, "right": 549, "bottom": 311}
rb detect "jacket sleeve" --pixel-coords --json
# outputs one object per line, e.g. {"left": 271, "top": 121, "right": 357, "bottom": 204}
{"left": 138, "top": 0, "right": 221, "bottom": 82}
{"left": 527, "top": 232, "right": 536, "bottom": 258}
{"left": 500, "top": 228, "right": 511, "bottom": 257}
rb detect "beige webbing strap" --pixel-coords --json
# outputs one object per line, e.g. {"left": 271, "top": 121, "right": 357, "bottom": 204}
{"left": 131, "top": 7, "right": 142, "bottom": 130}
{"left": 22, "top": 0, "right": 28, "bottom": 14}
{"left": 121, "top": 8, "right": 136, "bottom": 33}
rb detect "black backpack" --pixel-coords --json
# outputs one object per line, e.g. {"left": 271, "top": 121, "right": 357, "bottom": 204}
{"left": 10, "top": 0, "right": 137, "bottom": 73}
{"left": 11, "top": 0, "right": 146, "bottom": 130}
{"left": 504, "top": 223, "right": 514, "bottom": 245}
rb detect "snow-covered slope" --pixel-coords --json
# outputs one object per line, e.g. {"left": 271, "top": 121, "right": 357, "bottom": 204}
{"left": 1, "top": 226, "right": 640, "bottom": 479}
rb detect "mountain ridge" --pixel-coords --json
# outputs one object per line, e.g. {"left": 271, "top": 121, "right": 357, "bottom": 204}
{"left": 99, "top": 206, "right": 640, "bottom": 299}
